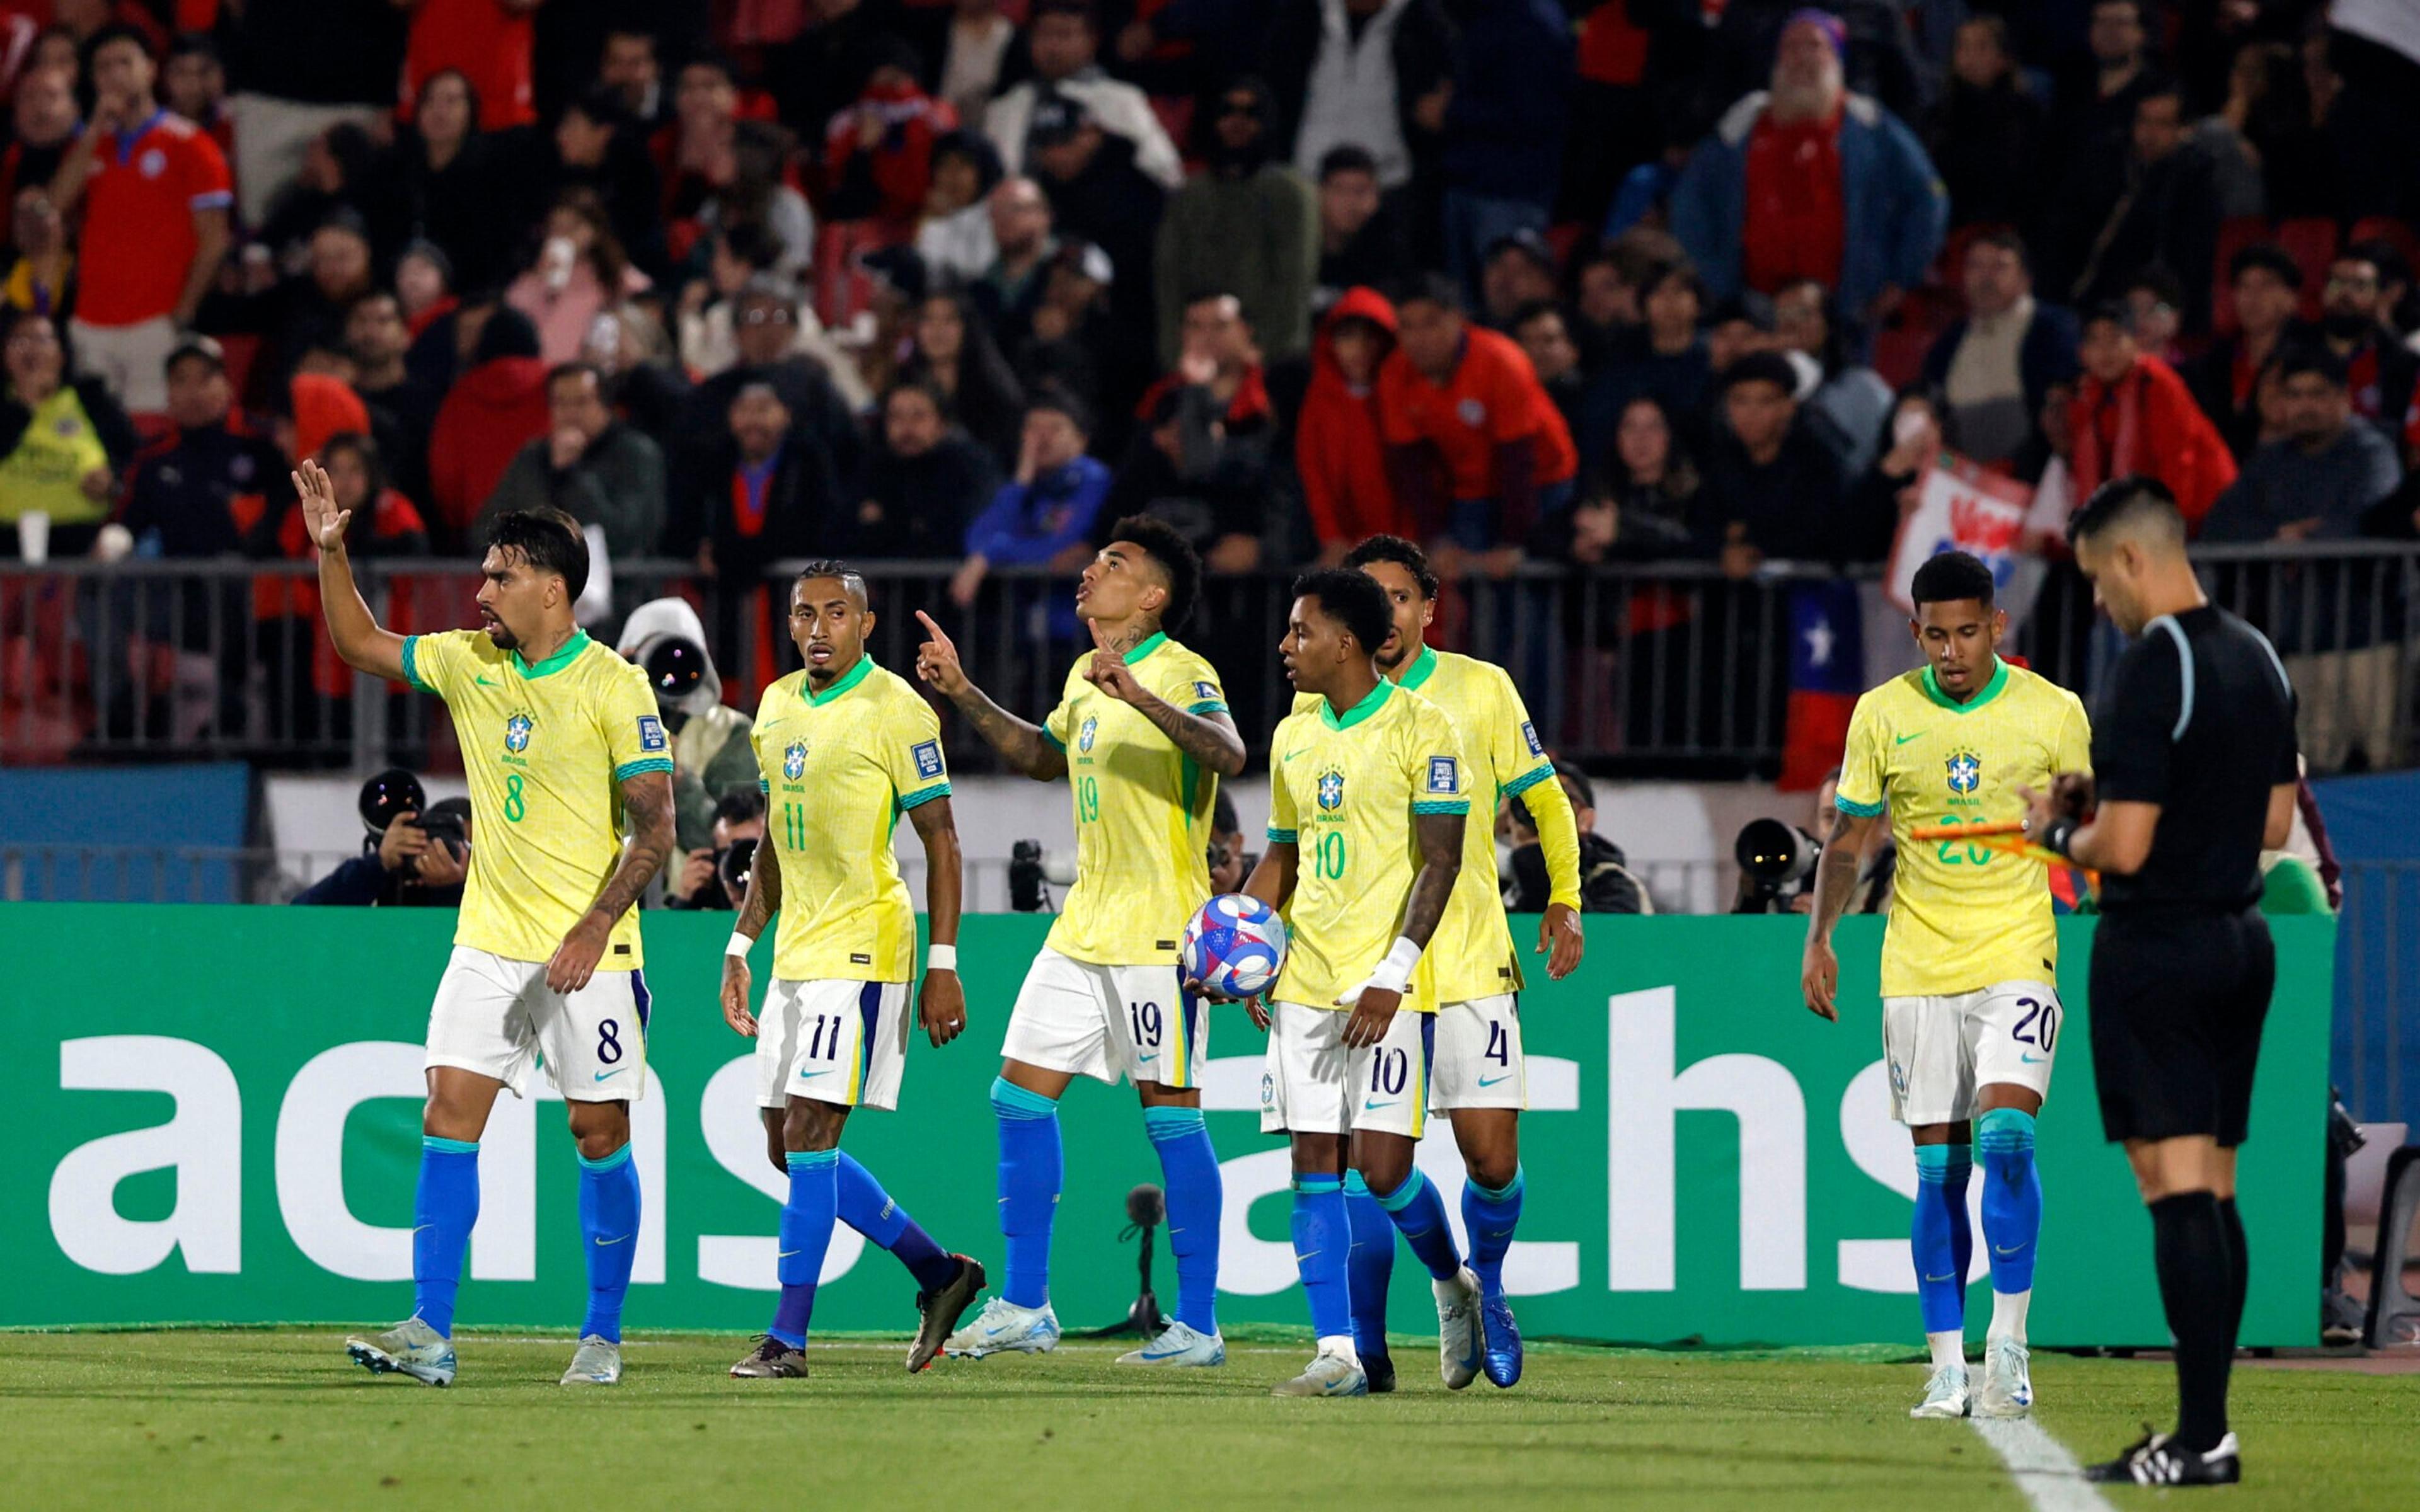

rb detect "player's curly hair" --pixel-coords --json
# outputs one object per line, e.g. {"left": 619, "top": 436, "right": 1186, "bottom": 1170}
{"left": 1341, "top": 534, "right": 1439, "bottom": 600}
{"left": 1106, "top": 515, "right": 1201, "bottom": 632}
{"left": 1291, "top": 567, "right": 1392, "bottom": 656}
{"left": 485, "top": 507, "right": 588, "bottom": 599}
{"left": 1910, "top": 549, "right": 1996, "bottom": 610}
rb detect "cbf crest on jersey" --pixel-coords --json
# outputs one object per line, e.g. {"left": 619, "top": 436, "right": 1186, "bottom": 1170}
{"left": 783, "top": 740, "right": 808, "bottom": 781}
{"left": 1945, "top": 748, "right": 1982, "bottom": 796}
{"left": 1317, "top": 769, "right": 1345, "bottom": 810}
{"left": 504, "top": 712, "right": 535, "bottom": 753}
{"left": 1078, "top": 715, "right": 1098, "bottom": 753}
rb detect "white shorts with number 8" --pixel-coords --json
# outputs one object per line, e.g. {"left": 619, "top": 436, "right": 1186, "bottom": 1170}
{"left": 422, "top": 946, "right": 649, "bottom": 1101}
{"left": 1881, "top": 978, "right": 2060, "bottom": 1126}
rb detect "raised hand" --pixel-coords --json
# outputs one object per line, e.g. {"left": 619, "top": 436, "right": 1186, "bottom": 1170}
{"left": 914, "top": 609, "right": 969, "bottom": 696}
{"left": 292, "top": 459, "right": 350, "bottom": 553}
{"left": 1080, "top": 648, "right": 1147, "bottom": 705}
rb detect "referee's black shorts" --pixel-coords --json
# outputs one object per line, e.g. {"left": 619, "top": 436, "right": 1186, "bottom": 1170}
{"left": 2087, "top": 907, "right": 2276, "bottom": 1147}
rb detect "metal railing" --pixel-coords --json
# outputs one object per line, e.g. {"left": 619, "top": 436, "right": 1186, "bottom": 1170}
{"left": 4, "top": 546, "right": 2417, "bottom": 777}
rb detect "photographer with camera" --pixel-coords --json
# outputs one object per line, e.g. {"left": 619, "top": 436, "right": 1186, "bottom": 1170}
{"left": 1207, "top": 789, "right": 1253, "bottom": 895}
{"left": 1733, "top": 769, "right": 1898, "bottom": 915}
{"left": 293, "top": 769, "right": 471, "bottom": 907}
{"left": 666, "top": 788, "right": 766, "bottom": 910}
{"left": 617, "top": 597, "right": 761, "bottom": 852}
{"left": 1504, "top": 762, "right": 1646, "bottom": 914}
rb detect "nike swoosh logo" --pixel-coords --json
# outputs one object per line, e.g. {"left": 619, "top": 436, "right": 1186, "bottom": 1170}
{"left": 1136, "top": 1053, "right": 1158, "bottom": 1064}
{"left": 411, "top": 1223, "right": 435, "bottom": 1236}
{"left": 1293, "top": 1251, "right": 1321, "bottom": 1264}
{"left": 593, "top": 1234, "right": 631, "bottom": 1247}
{"left": 777, "top": 1249, "right": 801, "bottom": 1259}
{"left": 1363, "top": 1099, "right": 1397, "bottom": 1111}
{"left": 594, "top": 1068, "right": 628, "bottom": 1082}
{"left": 1282, "top": 750, "right": 1306, "bottom": 762}
{"left": 474, "top": 675, "right": 496, "bottom": 686}
{"left": 1923, "top": 1272, "right": 1956, "bottom": 1283}
{"left": 1993, "top": 1244, "right": 2027, "bottom": 1256}
{"left": 2019, "top": 1053, "right": 2048, "bottom": 1064}
{"left": 1895, "top": 731, "right": 1927, "bottom": 745}
{"left": 1477, "top": 1074, "right": 1512, "bottom": 1087}
{"left": 797, "top": 1069, "right": 830, "bottom": 1079}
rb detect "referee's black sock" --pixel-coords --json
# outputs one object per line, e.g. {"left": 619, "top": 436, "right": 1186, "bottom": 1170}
{"left": 2150, "top": 1191, "right": 2236, "bottom": 1453}
{"left": 2216, "top": 1195, "right": 2249, "bottom": 1348}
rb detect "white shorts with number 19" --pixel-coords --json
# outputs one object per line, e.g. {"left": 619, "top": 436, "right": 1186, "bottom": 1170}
{"left": 1881, "top": 978, "right": 2061, "bottom": 1125}
{"left": 754, "top": 978, "right": 911, "bottom": 1111}
{"left": 423, "top": 946, "right": 649, "bottom": 1102}
{"left": 999, "top": 948, "right": 1207, "bottom": 1091}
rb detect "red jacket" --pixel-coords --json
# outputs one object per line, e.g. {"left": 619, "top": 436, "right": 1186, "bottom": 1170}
{"left": 427, "top": 356, "right": 550, "bottom": 542}
{"left": 822, "top": 79, "right": 955, "bottom": 229}
{"left": 2068, "top": 353, "right": 2238, "bottom": 534}
{"left": 1297, "top": 287, "right": 1412, "bottom": 548}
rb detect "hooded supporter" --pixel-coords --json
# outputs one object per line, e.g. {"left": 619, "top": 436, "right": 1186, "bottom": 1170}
{"left": 425, "top": 306, "right": 551, "bottom": 547}
{"left": 822, "top": 34, "right": 959, "bottom": 231}
{"left": 1296, "top": 287, "right": 1412, "bottom": 555}
{"left": 616, "top": 596, "right": 761, "bottom": 851}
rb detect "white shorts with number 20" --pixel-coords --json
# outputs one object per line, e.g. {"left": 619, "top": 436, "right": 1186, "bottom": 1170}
{"left": 423, "top": 946, "right": 649, "bottom": 1101}
{"left": 1881, "top": 978, "right": 2061, "bottom": 1125}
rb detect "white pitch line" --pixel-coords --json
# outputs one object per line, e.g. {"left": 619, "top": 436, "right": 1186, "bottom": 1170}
{"left": 1970, "top": 1416, "right": 2118, "bottom": 1512}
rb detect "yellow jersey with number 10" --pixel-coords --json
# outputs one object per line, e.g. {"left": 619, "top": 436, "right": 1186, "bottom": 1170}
{"left": 1039, "top": 633, "right": 1228, "bottom": 966}
{"left": 752, "top": 656, "right": 950, "bottom": 983}
{"left": 401, "top": 629, "right": 671, "bottom": 968}
{"left": 1266, "top": 679, "right": 1468, "bottom": 1012}
{"left": 1833, "top": 659, "right": 2092, "bottom": 998}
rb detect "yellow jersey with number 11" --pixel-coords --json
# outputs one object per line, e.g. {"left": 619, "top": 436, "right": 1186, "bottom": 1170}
{"left": 1266, "top": 679, "right": 1468, "bottom": 1012}
{"left": 401, "top": 629, "right": 671, "bottom": 968}
{"left": 752, "top": 656, "right": 951, "bottom": 983}
{"left": 1833, "top": 659, "right": 2092, "bottom": 999}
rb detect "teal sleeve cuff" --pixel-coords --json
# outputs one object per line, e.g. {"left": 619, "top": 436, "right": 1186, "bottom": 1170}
{"left": 1833, "top": 794, "right": 1886, "bottom": 818}
{"left": 1502, "top": 763, "right": 1553, "bottom": 798}
{"left": 1412, "top": 799, "right": 1471, "bottom": 816}
{"left": 614, "top": 758, "right": 675, "bottom": 782}
{"left": 1041, "top": 728, "right": 1066, "bottom": 752}
{"left": 1265, "top": 827, "right": 1298, "bottom": 844}
{"left": 1187, "top": 699, "right": 1229, "bottom": 716}
{"left": 400, "top": 634, "right": 435, "bottom": 696}
{"left": 899, "top": 782, "right": 951, "bottom": 810}
{"left": 759, "top": 779, "right": 771, "bottom": 792}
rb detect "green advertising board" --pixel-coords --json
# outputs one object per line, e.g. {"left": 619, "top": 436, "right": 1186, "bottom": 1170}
{"left": 0, "top": 905, "right": 2329, "bottom": 1346}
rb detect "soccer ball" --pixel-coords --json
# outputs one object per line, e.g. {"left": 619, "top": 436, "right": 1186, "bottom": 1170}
{"left": 1182, "top": 893, "right": 1288, "bottom": 999}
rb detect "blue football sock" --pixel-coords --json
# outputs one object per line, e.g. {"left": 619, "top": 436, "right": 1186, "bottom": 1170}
{"left": 577, "top": 1143, "right": 642, "bottom": 1344}
{"left": 1342, "top": 1171, "right": 1396, "bottom": 1360}
{"left": 1913, "top": 1143, "right": 1974, "bottom": 1336}
{"left": 1373, "top": 1168, "right": 1463, "bottom": 1282}
{"left": 1462, "top": 1168, "right": 1525, "bottom": 1300}
{"left": 411, "top": 1136, "right": 479, "bottom": 1339}
{"left": 835, "top": 1152, "right": 959, "bottom": 1294}
{"left": 769, "top": 1148, "right": 840, "bottom": 1349}
{"left": 991, "top": 1077, "right": 1062, "bottom": 1310}
{"left": 1291, "top": 1176, "right": 1353, "bottom": 1342}
{"left": 1977, "top": 1109, "right": 2043, "bottom": 1299}
{"left": 1143, "top": 1106, "right": 1223, "bottom": 1335}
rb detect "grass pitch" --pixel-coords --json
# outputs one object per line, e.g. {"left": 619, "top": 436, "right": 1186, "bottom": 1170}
{"left": 3, "top": 1330, "right": 2413, "bottom": 1511}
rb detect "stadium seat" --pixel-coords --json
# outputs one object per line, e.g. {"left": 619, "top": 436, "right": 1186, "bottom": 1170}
{"left": 2275, "top": 217, "right": 2341, "bottom": 322}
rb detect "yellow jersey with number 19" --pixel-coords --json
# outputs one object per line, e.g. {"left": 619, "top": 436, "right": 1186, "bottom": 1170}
{"left": 401, "top": 629, "right": 671, "bottom": 968}
{"left": 1833, "top": 659, "right": 2092, "bottom": 998}
{"left": 1266, "top": 679, "right": 1468, "bottom": 1012}
{"left": 1039, "top": 632, "right": 1228, "bottom": 966}
{"left": 751, "top": 656, "right": 950, "bottom": 983}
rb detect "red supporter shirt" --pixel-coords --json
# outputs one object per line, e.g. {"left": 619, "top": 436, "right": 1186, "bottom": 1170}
{"left": 1377, "top": 325, "right": 1578, "bottom": 498}
{"left": 401, "top": 0, "right": 536, "bottom": 131}
{"left": 78, "top": 111, "right": 232, "bottom": 328}
{"left": 1740, "top": 106, "right": 1846, "bottom": 295}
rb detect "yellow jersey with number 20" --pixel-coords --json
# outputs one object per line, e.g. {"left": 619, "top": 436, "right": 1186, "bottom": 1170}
{"left": 1833, "top": 659, "right": 2092, "bottom": 998}
{"left": 752, "top": 656, "right": 950, "bottom": 983}
{"left": 1267, "top": 679, "right": 1468, "bottom": 1013}
{"left": 1040, "top": 632, "right": 1228, "bottom": 966}
{"left": 401, "top": 629, "right": 671, "bottom": 968}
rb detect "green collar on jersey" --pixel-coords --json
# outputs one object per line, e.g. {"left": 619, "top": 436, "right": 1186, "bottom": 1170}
{"left": 804, "top": 653, "right": 875, "bottom": 706}
{"left": 1921, "top": 655, "right": 2008, "bottom": 713}
{"left": 1123, "top": 631, "right": 1169, "bottom": 665}
{"left": 1395, "top": 643, "right": 1439, "bottom": 691}
{"left": 1322, "top": 675, "right": 1394, "bottom": 730}
{"left": 513, "top": 628, "right": 591, "bottom": 679}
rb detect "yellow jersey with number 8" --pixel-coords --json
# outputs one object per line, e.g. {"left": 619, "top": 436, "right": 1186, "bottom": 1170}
{"left": 402, "top": 629, "right": 671, "bottom": 968}
{"left": 752, "top": 656, "right": 950, "bottom": 983}
{"left": 1834, "top": 660, "right": 2092, "bottom": 998}
{"left": 1266, "top": 679, "right": 1468, "bottom": 1012}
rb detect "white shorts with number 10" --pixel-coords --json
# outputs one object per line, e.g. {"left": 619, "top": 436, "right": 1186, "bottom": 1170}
{"left": 1882, "top": 978, "right": 2061, "bottom": 1125}
{"left": 1260, "top": 1001, "right": 1435, "bottom": 1139}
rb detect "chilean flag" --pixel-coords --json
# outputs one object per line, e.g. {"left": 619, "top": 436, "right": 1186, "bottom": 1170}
{"left": 1779, "top": 580, "right": 1863, "bottom": 791}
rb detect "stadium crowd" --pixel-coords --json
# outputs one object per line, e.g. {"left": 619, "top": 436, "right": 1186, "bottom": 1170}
{"left": 2, "top": 0, "right": 2419, "bottom": 764}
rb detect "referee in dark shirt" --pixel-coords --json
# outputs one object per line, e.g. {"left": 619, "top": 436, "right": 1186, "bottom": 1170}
{"left": 2021, "top": 478, "right": 2300, "bottom": 1489}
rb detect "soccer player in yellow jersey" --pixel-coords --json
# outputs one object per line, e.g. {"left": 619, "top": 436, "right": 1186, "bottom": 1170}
{"left": 295, "top": 464, "right": 676, "bottom": 1390}
{"left": 1238, "top": 568, "right": 1468, "bottom": 1398}
{"left": 915, "top": 517, "right": 1247, "bottom": 1367}
{"left": 718, "top": 562, "right": 989, "bottom": 1380}
{"left": 1801, "top": 551, "right": 2092, "bottom": 1423}
{"left": 1299, "top": 536, "right": 1587, "bottom": 1393}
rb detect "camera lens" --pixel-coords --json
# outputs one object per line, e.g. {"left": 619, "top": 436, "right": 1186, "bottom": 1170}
{"left": 359, "top": 768, "right": 429, "bottom": 833}
{"left": 643, "top": 636, "right": 708, "bottom": 702}
{"left": 718, "top": 837, "right": 758, "bottom": 900}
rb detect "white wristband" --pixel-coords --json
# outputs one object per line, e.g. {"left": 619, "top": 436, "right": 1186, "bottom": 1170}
{"left": 926, "top": 944, "right": 958, "bottom": 973}
{"left": 725, "top": 930, "right": 756, "bottom": 959}
{"left": 1368, "top": 935, "right": 1424, "bottom": 996}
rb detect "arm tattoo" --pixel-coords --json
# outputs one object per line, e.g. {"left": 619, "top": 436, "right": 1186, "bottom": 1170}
{"left": 586, "top": 770, "right": 676, "bottom": 926}
{"left": 732, "top": 821, "right": 781, "bottom": 940}
{"left": 1802, "top": 822, "right": 1866, "bottom": 937}
{"left": 1401, "top": 812, "right": 1465, "bottom": 948}
{"left": 1129, "top": 689, "right": 1248, "bottom": 777}
{"left": 946, "top": 681, "right": 1068, "bottom": 781}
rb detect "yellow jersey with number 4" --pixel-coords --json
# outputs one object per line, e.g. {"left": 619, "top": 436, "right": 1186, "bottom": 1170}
{"left": 1040, "top": 632, "right": 1228, "bottom": 965}
{"left": 1267, "top": 679, "right": 1468, "bottom": 1012}
{"left": 1294, "top": 644, "right": 1554, "bottom": 1002}
{"left": 1834, "top": 659, "right": 2092, "bottom": 998}
{"left": 752, "top": 656, "right": 950, "bottom": 983}
{"left": 401, "top": 629, "right": 671, "bottom": 968}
